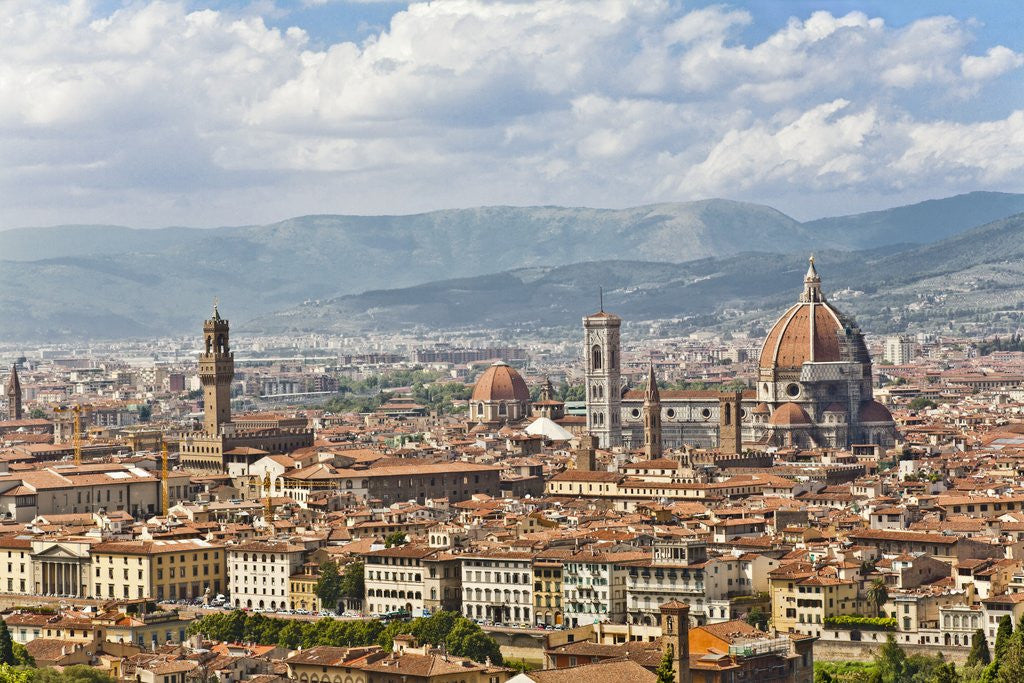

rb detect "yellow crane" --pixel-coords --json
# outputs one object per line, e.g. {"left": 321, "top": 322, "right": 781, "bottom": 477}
{"left": 263, "top": 469, "right": 274, "bottom": 529}
{"left": 53, "top": 404, "right": 93, "bottom": 466}
{"left": 161, "top": 440, "right": 170, "bottom": 518}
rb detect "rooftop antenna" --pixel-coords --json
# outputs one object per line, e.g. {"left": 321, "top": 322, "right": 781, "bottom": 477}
{"left": 599, "top": 286, "right": 604, "bottom": 312}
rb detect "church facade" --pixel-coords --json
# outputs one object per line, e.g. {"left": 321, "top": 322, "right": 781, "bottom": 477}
{"left": 584, "top": 258, "right": 897, "bottom": 452}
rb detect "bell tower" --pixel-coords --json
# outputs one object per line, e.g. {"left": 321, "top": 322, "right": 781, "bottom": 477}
{"left": 5, "top": 365, "right": 22, "bottom": 421}
{"left": 643, "top": 363, "right": 662, "bottom": 459}
{"left": 199, "top": 303, "right": 233, "bottom": 436}
{"left": 660, "top": 600, "right": 691, "bottom": 683}
{"left": 583, "top": 305, "right": 622, "bottom": 449}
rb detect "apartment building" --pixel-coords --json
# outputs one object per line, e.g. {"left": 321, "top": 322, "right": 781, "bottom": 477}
{"left": 90, "top": 539, "right": 226, "bottom": 601}
{"left": 227, "top": 541, "right": 306, "bottom": 610}
{"left": 461, "top": 551, "right": 534, "bottom": 626}
{"left": 563, "top": 549, "right": 647, "bottom": 627}
{"left": 533, "top": 555, "right": 565, "bottom": 627}
{"left": 769, "top": 562, "right": 862, "bottom": 637}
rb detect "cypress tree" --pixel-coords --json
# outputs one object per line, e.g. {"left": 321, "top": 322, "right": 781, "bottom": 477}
{"left": 0, "top": 620, "right": 12, "bottom": 665}
{"left": 969, "top": 628, "right": 992, "bottom": 666}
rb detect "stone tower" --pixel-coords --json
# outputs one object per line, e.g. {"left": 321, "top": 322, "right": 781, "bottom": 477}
{"left": 718, "top": 391, "right": 742, "bottom": 455}
{"left": 5, "top": 365, "right": 22, "bottom": 421}
{"left": 583, "top": 308, "right": 622, "bottom": 449}
{"left": 660, "top": 600, "right": 691, "bottom": 683}
{"left": 199, "top": 304, "right": 234, "bottom": 436}
{"left": 574, "top": 433, "right": 597, "bottom": 471}
{"left": 643, "top": 364, "right": 662, "bottom": 459}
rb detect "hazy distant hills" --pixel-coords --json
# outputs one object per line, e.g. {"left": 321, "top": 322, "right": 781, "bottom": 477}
{"left": 251, "top": 211, "right": 1024, "bottom": 338}
{"left": 2, "top": 191, "right": 1023, "bottom": 340}
{"left": 803, "top": 191, "right": 1024, "bottom": 247}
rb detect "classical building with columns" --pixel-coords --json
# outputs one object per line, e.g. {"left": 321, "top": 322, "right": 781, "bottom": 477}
{"left": 32, "top": 539, "right": 91, "bottom": 598}
{"left": 2, "top": 536, "right": 226, "bottom": 601}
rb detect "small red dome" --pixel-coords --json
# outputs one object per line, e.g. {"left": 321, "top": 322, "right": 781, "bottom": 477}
{"left": 770, "top": 402, "right": 812, "bottom": 426}
{"left": 859, "top": 400, "right": 894, "bottom": 423}
{"left": 471, "top": 362, "right": 530, "bottom": 403}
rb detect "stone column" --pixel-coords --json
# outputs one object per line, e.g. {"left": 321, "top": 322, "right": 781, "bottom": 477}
{"left": 58, "top": 563, "right": 64, "bottom": 595}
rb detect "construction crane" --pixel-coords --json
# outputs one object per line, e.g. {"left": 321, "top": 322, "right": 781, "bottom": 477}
{"left": 161, "top": 440, "right": 170, "bottom": 518}
{"left": 262, "top": 469, "right": 275, "bottom": 533}
{"left": 53, "top": 404, "right": 93, "bottom": 466}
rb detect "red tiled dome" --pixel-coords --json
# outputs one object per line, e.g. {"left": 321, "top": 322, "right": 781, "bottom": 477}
{"left": 758, "top": 258, "right": 869, "bottom": 372}
{"left": 471, "top": 362, "right": 530, "bottom": 402}
{"left": 769, "top": 402, "right": 812, "bottom": 426}
{"left": 759, "top": 302, "right": 844, "bottom": 370}
{"left": 859, "top": 400, "right": 894, "bottom": 423}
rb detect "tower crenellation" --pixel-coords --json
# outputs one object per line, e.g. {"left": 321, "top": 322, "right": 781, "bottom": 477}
{"left": 199, "top": 302, "right": 234, "bottom": 436}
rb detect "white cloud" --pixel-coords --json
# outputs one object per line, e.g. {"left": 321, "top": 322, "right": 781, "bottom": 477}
{"left": 962, "top": 45, "right": 1024, "bottom": 80}
{"left": 0, "top": 0, "right": 1022, "bottom": 229}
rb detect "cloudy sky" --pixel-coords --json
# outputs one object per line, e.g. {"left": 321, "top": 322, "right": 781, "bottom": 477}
{"left": 1, "top": 0, "right": 1022, "bottom": 229}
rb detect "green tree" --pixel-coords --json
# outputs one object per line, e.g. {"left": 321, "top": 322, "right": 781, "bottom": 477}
{"left": 33, "top": 666, "right": 116, "bottom": 683}
{"left": 929, "top": 662, "right": 959, "bottom": 683}
{"left": 413, "top": 610, "right": 459, "bottom": 647}
{"left": 315, "top": 560, "right": 344, "bottom": 610}
{"left": 10, "top": 644, "right": 31, "bottom": 668}
{"left": 909, "top": 397, "right": 938, "bottom": 411}
{"left": 0, "top": 664, "right": 33, "bottom": 683}
{"left": 656, "top": 644, "right": 676, "bottom": 683}
{"left": 868, "top": 579, "right": 890, "bottom": 618}
{"left": 384, "top": 532, "right": 407, "bottom": 548}
{"left": 745, "top": 606, "right": 769, "bottom": 631}
{"left": 968, "top": 629, "right": 991, "bottom": 667}
{"left": 814, "top": 671, "right": 834, "bottom": 683}
{"left": 453, "top": 630, "right": 503, "bottom": 665}
{"left": 995, "top": 631, "right": 1024, "bottom": 683}
{"left": 340, "top": 560, "right": 365, "bottom": 601}
{"left": 504, "top": 659, "right": 532, "bottom": 674}
{"left": 995, "top": 615, "right": 1014, "bottom": 661}
{"left": 0, "top": 620, "right": 13, "bottom": 665}
{"left": 28, "top": 409, "right": 46, "bottom": 420}
{"left": 876, "top": 634, "right": 908, "bottom": 683}
{"left": 277, "top": 621, "right": 305, "bottom": 649}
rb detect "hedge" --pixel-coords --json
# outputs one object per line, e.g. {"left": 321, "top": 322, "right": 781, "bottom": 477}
{"left": 823, "top": 615, "right": 897, "bottom": 630}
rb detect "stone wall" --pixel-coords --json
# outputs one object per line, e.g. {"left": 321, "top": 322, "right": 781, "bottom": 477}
{"left": 814, "top": 636, "right": 970, "bottom": 665}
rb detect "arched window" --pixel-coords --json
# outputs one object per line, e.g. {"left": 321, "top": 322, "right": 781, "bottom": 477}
{"left": 205, "top": 336, "right": 212, "bottom": 354}
{"left": 610, "top": 350, "right": 617, "bottom": 369}
{"left": 217, "top": 334, "right": 226, "bottom": 353}
{"left": 724, "top": 403, "right": 732, "bottom": 426}
{"left": 591, "top": 345, "right": 602, "bottom": 370}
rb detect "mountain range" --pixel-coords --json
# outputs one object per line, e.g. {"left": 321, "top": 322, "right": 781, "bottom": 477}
{"left": 3, "top": 191, "right": 1024, "bottom": 340}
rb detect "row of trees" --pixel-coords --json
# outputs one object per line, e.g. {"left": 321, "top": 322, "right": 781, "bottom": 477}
{"left": 187, "top": 610, "right": 504, "bottom": 665}
{"left": 0, "top": 665, "right": 112, "bottom": 683}
{"left": 815, "top": 615, "right": 1024, "bottom": 683}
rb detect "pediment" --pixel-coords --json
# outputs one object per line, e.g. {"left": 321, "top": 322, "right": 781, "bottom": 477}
{"left": 32, "top": 543, "right": 87, "bottom": 560}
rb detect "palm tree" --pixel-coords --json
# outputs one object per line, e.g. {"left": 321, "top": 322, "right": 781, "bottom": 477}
{"left": 867, "top": 578, "right": 889, "bottom": 618}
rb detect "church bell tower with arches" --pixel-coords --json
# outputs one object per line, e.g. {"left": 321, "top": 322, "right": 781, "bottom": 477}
{"left": 583, "top": 305, "right": 622, "bottom": 449}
